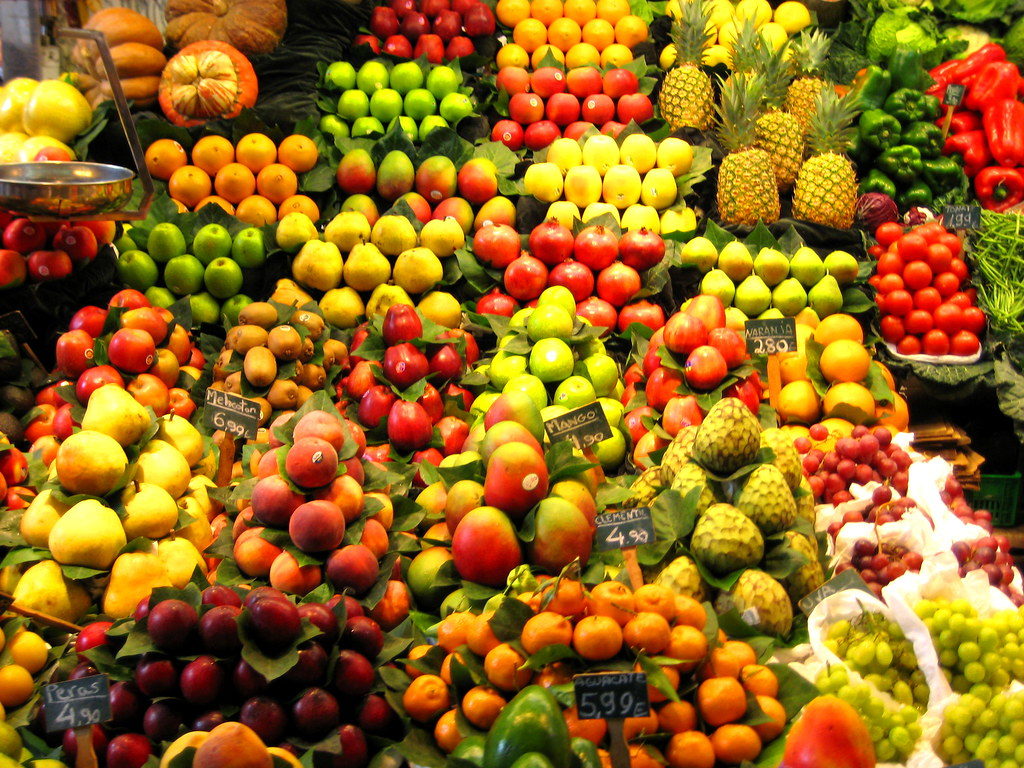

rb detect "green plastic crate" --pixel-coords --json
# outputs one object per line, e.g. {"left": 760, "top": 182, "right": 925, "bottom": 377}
{"left": 967, "top": 473, "right": 1022, "bottom": 527}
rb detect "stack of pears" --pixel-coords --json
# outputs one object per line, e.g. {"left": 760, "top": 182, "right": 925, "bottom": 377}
{"left": 11, "top": 384, "right": 220, "bottom": 622}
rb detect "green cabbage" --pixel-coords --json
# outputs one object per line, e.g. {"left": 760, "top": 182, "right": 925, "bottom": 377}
{"left": 944, "top": 25, "right": 992, "bottom": 57}
{"left": 1006, "top": 16, "right": 1024, "bottom": 66}
{"left": 934, "top": 0, "right": 1016, "bottom": 23}
{"left": 866, "top": 8, "right": 939, "bottom": 61}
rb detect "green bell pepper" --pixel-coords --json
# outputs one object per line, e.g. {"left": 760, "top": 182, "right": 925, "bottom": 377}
{"left": 922, "top": 156, "right": 965, "bottom": 193}
{"left": 897, "top": 182, "right": 934, "bottom": 208}
{"left": 888, "top": 47, "right": 929, "bottom": 91}
{"left": 859, "top": 109, "right": 901, "bottom": 152}
{"left": 484, "top": 687, "right": 572, "bottom": 768}
{"left": 883, "top": 88, "right": 941, "bottom": 124}
{"left": 851, "top": 65, "right": 891, "bottom": 111}
{"left": 901, "top": 121, "right": 944, "bottom": 159}
{"left": 859, "top": 169, "right": 898, "bottom": 197}
{"left": 570, "top": 739, "right": 602, "bottom": 768}
{"left": 876, "top": 145, "right": 923, "bottom": 185}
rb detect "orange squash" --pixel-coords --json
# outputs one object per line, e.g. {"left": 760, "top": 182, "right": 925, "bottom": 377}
{"left": 164, "top": 0, "right": 287, "bottom": 57}
{"left": 72, "top": 7, "right": 165, "bottom": 108}
{"left": 158, "top": 40, "right": 258, "bottom": 127}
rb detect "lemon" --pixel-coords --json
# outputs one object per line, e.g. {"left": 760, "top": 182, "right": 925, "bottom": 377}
{"left": 666, "top": 0, "right": 682, "bottom": 18}
{"left": 760, "top": 21, "right": 789, "bottom": 50}
{"left": 703, "top": 44, "right": 732, "bottom": 66}
{"left": 8, "top": 631, "right": 47, "bottom": 674}
{"left": 22, "top": 80, "right": 92, "bottom": 143}
{"left": 706, "top": 0, "right": 735, "bottom": 28}
{"left": 660, "top": 43, "right": 677, "bottom": 69}
{"left": 735, "top": 0, "right": 772, "bottom": 26}
{"left": 0, "top": 79, "right": 37, "bottom": 133}
{"left": 774, "top": 1, "right": 812, "bottom": 33}
{"left": 717, "top": 19, "right": 740, "bottom": 49}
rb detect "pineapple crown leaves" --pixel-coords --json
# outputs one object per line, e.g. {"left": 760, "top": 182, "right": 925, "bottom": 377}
{"left": 807, "top": 87, "right": 859, "bottom": 157}
{"left": 727, "top": 18, "right": 764, "bottom": 74}
{"left": 789, "top": 29, "right": 831, "bottom": 78}
{"left": 759, "top": 40, "right": 794, "bottom": 109}
{"left": 669, "top": 0, "right": 714, "bottom": 67}
{"left": 716, "top": 72, "right": 767, "bottom": 152}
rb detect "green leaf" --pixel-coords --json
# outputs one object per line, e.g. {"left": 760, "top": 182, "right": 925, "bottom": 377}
{"left": 238, "top": 617, "right": 322, "bottom": 682}
{"left": 0, "top": 547, "right": 48, "bottom": 568}
{"left": 420, "top": 128, "right": 474, "bottom": 168}
{"left": 776, "top": 226, "right": 806, "bottom": 254}
{"left": 651, "top": 487, "right": 698, "bottom": 540}
{"left": 691, "top": 556, "right": 745, "bottom": 591}
{"left": 744, "top": 222, "right": 780, "bottom": 253}
{"left": 488, "top": 596, "right": 534, "bottom": 642}
{"left": 865, "top": 361, "right": 894, "bottom": 405}
{"left": 768, "top": 662, "right": 820, "bottom": 719}
{"left": 761, "top": 541, "right": 809, "bottom": 580}
{"left": 803, "top": 338, "right": 830, "bottom": 398}
{"left": 840, "top": 287, "right": 875, "bottom": 314}
{"left": 392, "top": 728, "right": 446, "bottom": 768}
{"left": 636, "top": 653, "right": 680, "bottom": 702}
{"left": 522, "top": 643, "right": 580, "bottom": 670}
{"left": 703, "top": 219, "right": 737, "bottom": 252}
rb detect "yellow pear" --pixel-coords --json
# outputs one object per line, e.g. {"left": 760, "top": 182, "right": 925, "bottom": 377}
{"left": 523, "top": 162, "right": 563, "bottom": 203}
{"left": 22, "top": 80, "right": 92, "bottom": 143}
{"left": 618, "top": 134, "right": 657, "bottom": 174}
{"left": 274, "top": 212, "right": 318, "bottom": 253}
{"left": 269, "top": 278, "right": 315, "bottom": 306}
{"left": 418, "top": 218, "right": 465, "bottom": 258}
{"left": 187, "top": 475, "right": 222, "bottom": 519}
{"left": 155, "top": 414, "right": 204, "bottom": 467}
{"left": 55, "top": 430, "right": 128, "bottom": 496}
{"left": 366, "top": 284, "right": 413, "bottom": 319}
{"left": 370, "top": 215, "right": 417, "bottom": 257}
{"left": 563, "top": 165, "right": 602, "bottom": 207}
{"left": 582, "top": 203, "right": 620, "bottom": 223}
{"left": 157, "top": 538, "right": 207, "bottom": 588}
{"left": 176, "top": 498, "right": 215, "bottom": 551}
{"left": 120, "top": 482, "right": 178, "bottom": 540}
{"left": 418, "top": 291, "right": 461, "bottom": 328}
{"left": 320, "top": 287, "right": 365, "bottom": 328}
{"left": 194, "top": 723, "right": 271, "bottom": 768}
{"left": 393, "top": 247, "right": 443, "bottom": 294}
{"left": 20, "top": 489, "right": 69, "bottom": 548}
{"left": 193, "top": 449, "right": 218, "bottom": 479}
{"left": 291, "top": 240, "right": 344, "bottom": 292}
{"left": 160, "top": 732, "right": 210, "bottom": 768}
{"left": 102, "top": 552, "right": 172, "bottom": 619}
{"left": 323, "top": 211, "right": 371, "bottom": 252}
{"left": 656, "top": 137, "right": 693, "bottom": 176}
{"left": 581, "top": 134, "right": 619, "bottom": 176}
{"left": 0, "top": 79, "right": 38, "bottom": 133}
{"left": 546, "top": 138, "right": 583, "bottom": 174}
{"left": 602, "top": 165, "right": 642, "bottom": 209}
{"left": 49, "top": 499, "right": 126, "bottom": 569}
{"left": 12, "top": 560, "right": 90, "bottom": 622}
{"left": 546, "top": 201, "right": 581, "bottom": 229}
{"left": 343, "top": 243, "right": 391, "bottom": 291}
{"left": 640, "top": 168, "right": 678, "bottom": 209}
{"left": 134, "top": 439, "right": 191, "bottom": 499}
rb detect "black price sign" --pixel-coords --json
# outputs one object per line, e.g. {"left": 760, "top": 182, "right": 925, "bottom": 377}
{"left": 943, "top": 205, "right": 981, "bottom": 230}
{"left": 744, "top": 317, "right": 797, "bottom": 356}
{"left": 543, "top": 401, "right": 611, "bottom": 450}
{"left": 0, "top": 311, "right": 37, "bottom": 342}
{"left": 595, "top": 507, "right": 655, "bottom": 551}
{"left": 947, "top": 762, "right": 983, "bottom": 768}
{"left": 43, "top": 675, "right": 111, "bottom": 732}
{"left": 574, "top": 673, "right": 649, "bottom": 720}
{"left": 204, "top": 389, "right": 260, "bottom": 439}
{"left": 798, "top": 569, "right": 874, "bottom": 615}
{"left": 943, "top": 84, "right": 966, "bottom": 107}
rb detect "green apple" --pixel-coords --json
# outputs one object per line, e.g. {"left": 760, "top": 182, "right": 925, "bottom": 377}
{"left": 537, "top": 285, "right": 576, "bottom": 315}
{"left": 163, "top": 254, "right": 205, "bottom": 296}
{"left": 351, "top": 116, "right": 385, "bottom": 137}
{"left": 470, "top": 391, "right": 499, "bottom": 417}
{"left": 189, "top": 292, "right": 221, "bottom": 325}
{"left": 574, "top": 354, "right": 619, "bottom": 397}
{"left": 116, "top": 249, "right": 158, "bottom": 291}
{"left": 439, "top": 92, "right": 473, "bottom": 123}
{"left": 404, "top": 89, "right": 437, "bottom": 121}
{"left": 324, "top": 61, "right": 357, "bottom": 91}
{"left": 426, "top": 66, "right": 460, "bottom": 99}
{"left": 204, "top": 257, "right": 244, "bottom": 299}
{"left": 390, "top": 61, "right": 425, "bottom": 94}
{"left": 192, "top": 223, "right": 232, "bottom": 265}
{"left": 231, "top": 227, "right": 266, "bottom": 268}
{"left": 113, "top": 234, "right": 136, "bottom": 254}
{"left": 598, "top": 396, "right": 625, "bottom": 430}
{"left": 526, "top": 304, "right": 573, "bottom": 342}
{"left": 146, "top": 222, "right": 187, "bottom": 263}
{"left": 529, "top": 337, "right": 574, "bottom": 383}
{"left": 389, "top": 116, "right": 418, "bottom": 142}
{"left": 222, "top": 294, "right": 253, "bottom": 326}
{"left": 144, "top": 286, "right": 175, "bottom": 308}
{"left": 591, "top": 426, "right": 626, "bottom": 469}
{"left": 503, "top": 373, "right": 548, "bottom": 411}
{"left": 337, "top": 90, "right": 370, "bottom": 121}
{"left": 509, "top": 307, "right": 533, "bottom": 328}
{"left": 319, "top": 114, "right": 350, "bottom": 139}
{"left": 488, "top": 351, "right": 528, "bottom": 389}
{"left": 418, "top": 115, "right": 449, "bottom": 141}
{"left": 356, "top": 60, "right": 390, "bottom": 94}
{"left": 370, "top": 88, "right": 403, "bottom": 123}
{"left": 552, "top": 375, "right": 597, "bottom": 410}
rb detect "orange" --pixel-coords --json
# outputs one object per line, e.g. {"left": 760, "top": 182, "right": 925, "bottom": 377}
{"left": 497, "top": 0, "right": 531, "bottom": 26}
{"left": 753, "top": 696, "right": 786, "bottom": 742}
{"left": 530, "top": 0, "right": 563, "bottom": 24}
{"left": 171, "top": 198, "right": 188, "bottom": 213}
{"left": 600, "top": 42, "right": 633, "bottom": 67}
{"left": 144, "top": 139, "right": 187, "bottom": 180}
{"left": 403, "top": 673, "right": 451, "bottom": 722}
{"left": 484, "top": 643, "right": 532, "bottom": 691}
{"left": 404, "top": 644, "right": 433, "bottom": 678}
{"left": 0, "top": 664, "right": 33, "bottom": 707}
{"left": 622, "top": 711, "right": 659, "bottom": 739}
{"left": 438, "top": 611, "right": 475, "bottom": 652}
{"left": 710, "top": 724, "right": 762, "bottom": 765}
{"left": 664, "top": 625, "right": 707, "bottom": 671}
{"left": 534, "top": 662, "right": 574, "bottom": 688}
{"left": 213, "top": 162, "right": 257, "bottom": 204}
{"left": 819, "top": 339, "right": 871, "bottom": 384}
{"left": 813, "top": 313, "right": 864, "bottom": 345}
{"left": 191, "top": 134, "right": 235, "bottom": 176}
{"left": 740, "top": 665, "right": 778, "bottom": 697}
{"left": 564, "top": 705, "right": 607, "bottom": 744}
{"left": 521, "top": 611, "right": 574, "bottom": 654}
{"left": 514, "top": 18, "right": 549, "bottom": 52}
{"left": 642, "top": 663, "right": 679, "bottom": 703}
{"left": 875, "top": 392, "right": 909, "bottom": 431}
{"left": 548, "top": 17, "right": 582, "bottom": 51}
{"left": 465, "top": 611, "right": 501, "bottom": 656}
{"left": 235, "top": 132, "right": 277, "bottom": 173}
{"left": 582, "top": 18, "right": 615, "bottom": 48}
{"left": 572, "top": 615, "right": 623, "bottom": 661}
{"left": 542, "top": 578, "right": 587, "bottom": 617}
{"left": 433, "top": 708, "right": 463, "bottom": 753}
{"left": 256, "top": 163, "right": 299, "bottom": 205}
{"left": 623, "top": 611, "right": 671, "bottom": 654}
{"left": 440, "top": 652, "right": 454, "bottom": 684}
{"left": 497, "top": 43, "right": 531, "bottom": 68}
{"left": 657, "top": 700, "right": 697, "bottom": 734}
{"left": 673, "top": 595, "right": 707, "bottom": 629}
{"left": 633, "top": 584, "right": 676, "bottom": 621}
{"left": 532, "top": 44, "right": 566, "bottom": 67}
{"left": 614, "top": 14, "right": 648, "bottom": 46}
{"left": 588, "top": 581, "right": 635, "bottom": 625}
{"left": 277, "top": 134, "right": 319, "bottom": 173}
{"left": 720, "top": 640, "right": 757, "bottom": 670}
{"left": 461, "top": 685, "right": 506, "bottom": 729}
{"left": 563, "top": 0, "right": 597, "bottom": 25}
{"left": 195, "top": 195, "right": 235, "bottom": 214}
{"left": 628, "top": 744, "right": 663, "bottom": 768}
{"left": 777, "top": 380, "right": 821, "bottom": 425}
{"left": 235, "top": 195, "right": 278, "bottom": 226}
{"left": 823, "top": 382, "right": 875, "bottom": 420}
{"left": 700, "top": 646, "right": 742, "bottom": 680}
{"left": 167, "top": 165, "right": 212, "bottom": 209}
{"left": 697, "top": 677, "right": 747, "bottom": 727}
{"left": 8, "top": 631, "right": 47, "bottom": 674}
{"left": 595, "top": 0, "right": 629, "bottom": 23}
{"left": 877, "top": 362, "right": 896, "bottom": 390}
{"left": 278, "top": 194, "right": 320, "bottom": 221}
{"left": 666, "top": 731, "right": 716, "bottom": 768}
{"left": 779, "top": 352, "right": 809, "bottom": 384}
{"left": 566, "top": 42, "right": 601, "bottom": 68}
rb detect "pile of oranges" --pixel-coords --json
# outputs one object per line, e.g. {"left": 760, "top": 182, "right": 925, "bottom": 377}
{"left": 0, "top": 626, "right": 50, "bottom": 714}
{"left": 143, "top": 133, "right": 321, "bottom": 226}
{"left": 398, "top": 578, "right": 789, "bottom": 768}
{"left": 495, "top": 0, "right": 649, "bottom": 70}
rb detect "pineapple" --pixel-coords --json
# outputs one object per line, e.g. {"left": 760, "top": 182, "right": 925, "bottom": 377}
{"left": 754, "top": 39, "right": 804, "bottom": 191}
{"left": 716, "top": 73, "right": 780, "bottom": 228}
{"left": 792, "top": 88, "right": 858, "bottom": 229}
{"left": 786, "top": 30, "right": 831, "bottom": 133}
{"left": 725, "top": 18, "right": 763, "bottom": 78}
{"left": 659, "top": 0, "right": 715, "bottom": 131}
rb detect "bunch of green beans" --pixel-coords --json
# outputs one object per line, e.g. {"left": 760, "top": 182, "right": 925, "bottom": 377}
{"left": 971, "top": 211, "right": 1024, "bottom": 337}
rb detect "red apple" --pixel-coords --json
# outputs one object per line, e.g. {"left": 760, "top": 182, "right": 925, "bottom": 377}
{"left": 371, "top": 6, "right": 400, "bottom": 37}
{"left": 708, "top": 327, "right": 747, "bottom": 368}
{"left": 387, "top": 400, "right": 433, "bottom": 452}
{"left": 684, "top": 345, "right": 728, "bottom": 390}
{"left": 69, "top": 305, "right": 108, "bottom": 338}
{"left": 617, "top": 93, "right": 654, "bottom": 124}
{"left": 546, "top": 93, "right": 580, "bottom": 126}
{"left": 531, "top": 67, "right": 566, "bottom": 98}
{"left": 509, "top": 92, "right": 545, "bottom": 124}
{"left": 567, "top": 67, "right": 603, "bottom": 97}
{"left": 581, "top": 94, "right": 615, "bottom": 125}
{"left": 563, "top": 121, "right": 594, "bottom": 141}
{"left": 463, "top": 3, "right": 495, "bottom": 35}
{"left": 414, "top": 33, "right": 445, "bottom": 63}
{"left": 445, "top": 36, "right": 475, "bottom": 59}
{"left": 3, "top": 218, "right": 47, "bottom": 252}
{"left": 0, "top": 249, "right": 26, "bottom": 289}
{"left": 491, "top": 119, "right": 525, "bottom": 150}
{"left": 56, "top": 330, "right": 95, "bottom": 377}
{"left": 617, "top": 300, "right": 665, "bottom": 332}
{"left": 76, "top": 365, "right": 124, "bottom": 403}
{"left": 400, "top": 12, "right": 430, "bottom": 41}
{"left": 496, "top": 67, "right": 531, "bottom": 95}
{"left": 382, "top": 35, "right": 412, "bottom": 56}
{"left": 107, "top": 328, "right": 157, "bottom": 374}
{"left": 524, "top": 121, "right": 561, "bottom": 150}
{"left": 503, "top": 255, "right": 548, "bottom": 301}
{"left": 548, "top": 259, "right": 595, "bottom": 301}
{"left": 603, "top": 68, "right": 639, "bottom": 98}
{"left": 355, "top": 34, "right": 383, "bottom": 53}
{"left": 27, "top": 250, "right": 73, "bottom": 281}
{"left": 663, "top": 312, "right": 708, "bottom": 356}
{"left": 53, "top": 224, "right": 99, "bottom": 263}
{"left": 433, "top": 11, "right": 462, "bottom": 42}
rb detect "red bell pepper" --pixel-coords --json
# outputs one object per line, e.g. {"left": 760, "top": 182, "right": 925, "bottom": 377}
{"left": 982, "top": 99, "right": 1024, "bottom": 167}
{"left": 964, "top": 61, "right": 1022, "bottom": 112}
{"left": 944, "top": 130, "right": 992, "bottom": 177}
{"left": 975, "top": 166, "right": 1024, "bottom": 212}
{"left": 951, "top": 44, "right": 1007, "bottom": 84}
{"left": 927, "top": 60, "right": 964, "bottom": 98}
{"left": 939, "top": 111, "right": 982, "bottom": 134}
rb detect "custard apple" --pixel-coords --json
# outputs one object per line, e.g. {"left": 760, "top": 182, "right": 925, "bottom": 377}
{"left": 628, "top": 465, "right": 663, "bottom": 506}
{"left": 760, "top": 427, "right": 803, "bottom": 490}
{"left": 690, "top": 503, "right": 764, "bottom": 575}
{"left": 654, "top": 554, "right": 709, "bottom": 601}
{"left": 715, "top": 569, "right": 793, "bottom": 636}
{"left": 732, "top": 464, "right": 797, "bottom": 535}
{"left": 660, "top": 425, "right": 699, "bottom": 485}
{"left": 776, "top": 531, "right": 825, "bottom": 603}
{"left": 795, "top": 474, "right": 816, "bottom": 523}
{"left": 692, "top": 398, "right": 761, "bottom": 475}
{"left": 670, "top": 462, "right": 719, "bottom": 516}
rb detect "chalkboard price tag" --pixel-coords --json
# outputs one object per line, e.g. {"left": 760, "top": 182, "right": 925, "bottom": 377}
{"left": 744, "top": 317, "right": 797, "bottom": 356}
{"left": 543, "top": 401, "right": 611, "bottom": 450}
{"left": 943, "top": 84, "right": 966, "bottom": 107}
{"left": 942, "top": 205, "right": 981, "bottom": 231}
{"left": 0, "top": 311, "right": 37, "bottom": 342}
{"left": 204, "top": 389, "right": 260, "bottom": 440}
{"left": 946, "top": 761, "right": 983, "bottom": 768}
{"left": 798, "top": 569, "right": 874, "bottom": 615}
{"left": 595, "top": 507, "right": 655, "bottom": 551}
{"left": 43, "top": 675, "right": 111, "bottom": 732}
{"left": 574, "top": 673, "right": 649, "bottom": 720}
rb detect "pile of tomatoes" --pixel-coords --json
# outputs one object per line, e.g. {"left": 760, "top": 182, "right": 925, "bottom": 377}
{"left": 869, "top": 221, "right": 986, "bottom": 357}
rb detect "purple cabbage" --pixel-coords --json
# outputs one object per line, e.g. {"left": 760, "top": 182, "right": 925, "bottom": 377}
{"left": 855, "top": 193, "right": 899, "bottom": 230}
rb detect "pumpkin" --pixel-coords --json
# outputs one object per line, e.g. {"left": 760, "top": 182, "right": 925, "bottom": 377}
{"left": 158, "top": 41, "right": 258, "bottom": 127}
{"left": 164, "top": 0, "right": 287, "bottom": 57}
{"left": 72, "top": 8, "right": 165, "bottom": 108}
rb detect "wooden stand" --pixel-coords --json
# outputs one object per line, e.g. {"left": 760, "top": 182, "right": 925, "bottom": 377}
{"left": 941, "top": 103, "right": 956, "bottom": 140}
{"left": 607, "top": 719, "right": 629, "bottom": 768}
{"left": 215, "top": 431, "right": 235, "bottom": 488}
{"left": 74, "top": 727, "right": 98, "bottom": 768}
{"left": 0, "top": 590, "right": 83, "bottom": 633}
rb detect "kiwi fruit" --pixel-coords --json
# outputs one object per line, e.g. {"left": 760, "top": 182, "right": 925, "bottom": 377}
{"left": 0, "top": 384, "right": 34, "bottom": 414}
{"left": 238, "top": 302, "right": 279, "bottom": 329}
{"left": 253, "top": 397, "right": 272, "bottom": 425}
{"left": 296, "top": 385, "right": 313, "bottom": 407}
{"left": 298, "top": 364, "right": 326, "bottom": 389}
{"left": 267, "top": 379, "right": 299, "bottom": 410}
{"left": 0, "top": 412, "right": 24, "bottom": 444}
{"left": 212, "top": 349, "right": 234, "bottom": 381}
{"left": 243, "top": 346, "right": 278, "bottom": 388}
{"left": 291, "top": 310, "right": 325, "bottom": 341}
{"left": 322, "top": 339, "right": 349, "bottom": 370}
{"left": 267, "top": 325, "right": 302, "bottom": 361}
{"left": 225, "top": 325, "right": 269, "bottom": 354}
{"left": 299, "top": 336, "right": 315, "bottom": 363}
{"left": 224, "top": 371, "right": 242, "bottom": 394}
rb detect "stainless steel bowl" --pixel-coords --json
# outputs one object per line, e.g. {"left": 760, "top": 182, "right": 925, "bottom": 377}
{"left": 0, "top": 161, "right": 135, "bottom": 217}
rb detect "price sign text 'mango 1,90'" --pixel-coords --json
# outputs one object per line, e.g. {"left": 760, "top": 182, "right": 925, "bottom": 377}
{"left": 544, "top": 401, "right": 611, "bottom": 450}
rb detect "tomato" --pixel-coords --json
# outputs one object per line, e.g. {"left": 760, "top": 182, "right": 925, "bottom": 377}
{"left": 904, "top": 309, "right": 934, "bottom": 335}
{"left": 932, "top": 271, "right": 960, "bottom": 298}
{"left": 933, "top": 303, "right": 964, "bottom": 335}
{"left": 885, "top": 290, "right": 913, "bottom": 316}
{"left": 876, "top": 251, "right": 904, "bottom": 276}
{"left": 950, "top": 330, "right": 981, "bottom": 356}
{"left": 879, "top": 315, "right": 905, "bottom": 344}
{"left": 913, "top": 287, "right": 941, "bottom": 312}
{"left": 868, "top": 274, "right": 882, "bottom": 289}
{"left": 926, "top": 243, "right": 953, "bottom": 273}
{"left": 877, "top": 273, "right": 904, "bottom": 294}
{"left": 922, "top": 329, "right": 950, "bottom": 356}
{"left": 966, "top": 287, "right": 978, "bottom": 305}
{"left": 962, "top": 306, "right": 986, "bottom": 335}
{"left": 938, "top": 232, "right": 962, "bottom": 258}
{"left": 948, "top": 291, "right": 972, "bottom": 309}
{"left": 868, "top": 244, "right": 884, "bottom": 257}
{"left": 896, "top": 335, "right": 922, "bottom": 355}
{"left": 949, "top": 258, "right": 969, "bottom": 282}
{"left": 915, "top": 222, "right": 946, "bottom": 244}
{"left": 875, "top": 222, "right": 904, "bottom": 248}
{"left": 903, "top": 261, "right": 933, "bottom": 291}
{"left": 897, "top": 232, "right": 929, "bottom": 261}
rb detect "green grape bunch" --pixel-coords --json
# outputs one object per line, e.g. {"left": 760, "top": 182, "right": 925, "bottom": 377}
{"left": 940, "top": 690, "right": 1024, "bottom": 768}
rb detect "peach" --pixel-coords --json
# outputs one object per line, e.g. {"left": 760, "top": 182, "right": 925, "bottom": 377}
{"left": 365, "top": 492, "right": 393, "bottom": 529}
{"left": 360, "top": 519, "right": 389, "bottom": 559}
{"left": 325, "top": 544, "right": 379, "bottom": 596}
{"left": 293, "top": 410, "right": 345, "bottom": 451}
{"left": 234, "top": 527, "right": 283, "bottom": 578}
{"left": 289, "top": 500, "right": 345, "bottom": 553}
{"left": 369, "top": 580, "right": 410, "bottom": 631}
{"left": 314, "top": 474, "right": 364, "bottom": 524}
{"left": 285, "top": 437, "right": 338, "bottom": 489}
{"left": 251, "top": 474, "right": 304, "bottom": 527}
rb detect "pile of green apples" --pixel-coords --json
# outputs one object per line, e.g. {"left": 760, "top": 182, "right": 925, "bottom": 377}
{"left": 319, "top": 58, "right": 475, "bottom": 142}
{"left": 116, "top": 220, "right": 267, "bottom": 326}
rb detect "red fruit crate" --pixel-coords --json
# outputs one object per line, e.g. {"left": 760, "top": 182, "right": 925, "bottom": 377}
{"left": 967, "top": 473, "right": 1023, "bottom": 528}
